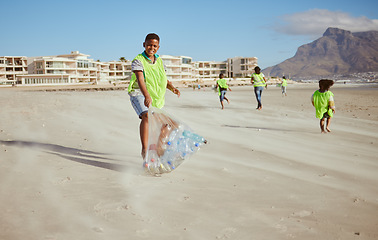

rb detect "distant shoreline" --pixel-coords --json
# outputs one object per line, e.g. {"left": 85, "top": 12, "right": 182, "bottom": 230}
{"left": 1, "top": 80, "right": 377, "bottom": 92}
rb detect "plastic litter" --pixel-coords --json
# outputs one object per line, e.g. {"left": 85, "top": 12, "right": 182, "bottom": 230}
{"left": 143, "top": 107, "right": 207, "bottom": 175}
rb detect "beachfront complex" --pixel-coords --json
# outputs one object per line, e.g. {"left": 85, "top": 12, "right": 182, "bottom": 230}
{"left": 0, "top": 56, "right": 28, "bottom": 85}
{"left": 0, "top": 51, "right": 258, "bottom": 86}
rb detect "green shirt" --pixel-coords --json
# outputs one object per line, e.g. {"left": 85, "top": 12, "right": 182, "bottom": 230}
{"left": 252, "top": 73, "right": 266, "bottom": 87}
{"left": 217, "top": 78, "right": 228, "bottom": 95}
{"left": 313, "top": 90, "right": 334, "bottom": 118}
{"left": 128, "top": 54, "right": 167, "bottom": 108}
{"left": 282, "top": 79, "right": 287, "bottom": 87}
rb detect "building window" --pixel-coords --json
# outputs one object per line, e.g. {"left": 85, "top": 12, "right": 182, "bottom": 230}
{"left": 36, "top": 62, "right": 43, "bottom": 69}
{"left": 182, "top": 58, "right": 191, "bottom": 64}
{"left": 77, "top": 60, "right": 89, "bottom": 68}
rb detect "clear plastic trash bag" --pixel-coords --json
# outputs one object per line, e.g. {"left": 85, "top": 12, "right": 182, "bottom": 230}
{"left": 143, "top": 107, "right": 207, "bottom": 175}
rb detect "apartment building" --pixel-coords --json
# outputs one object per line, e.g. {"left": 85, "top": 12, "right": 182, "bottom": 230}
{"left": 4, "top": 51, "right": 258, "bottom": 86}
{"left": 227, "top": 57, "right": 258, "bottom": 78}
{"left": 0, "top": 56, "right": 28, "bottom": 85}
{"left": 17, "top": 51, "right": 132, "bottom": 85}
{"left": 194, "top": 61, "right": 227, "bottom": 80}
{"left": 161, "top": 55, "right": 195, "bottom": 82}
{"left": 107, "top": 60, "right": 132, "bottom": 83}
{"left": 25, "top": 51, "right": 99, "bottom": 85}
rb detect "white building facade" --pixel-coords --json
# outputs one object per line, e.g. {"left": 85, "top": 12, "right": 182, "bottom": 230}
{"left": 2, "top": 51, "right": 258, "bottom": 86}
{"left": 0, "top": 56, "right": 28, "bottom": 85}
{"left": 227, "top": 57, "right": 258, "bottom": 78}
{"left": 194, "top": 61, "right": 227, "bottom": 80}
{"left": 161, "top": 55, "right": 196, "bottom": 82}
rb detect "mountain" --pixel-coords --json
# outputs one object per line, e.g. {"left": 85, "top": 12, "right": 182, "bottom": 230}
{"left": 264, "top": 27, "right": 378, "bottom": 79}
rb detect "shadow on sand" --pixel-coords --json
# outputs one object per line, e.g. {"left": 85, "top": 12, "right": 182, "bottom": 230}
{"left": 221, "top": 124, "right": 295, "bottom": 132}
{"left": 0, "top": 140, "right": 127, "bottom": 172}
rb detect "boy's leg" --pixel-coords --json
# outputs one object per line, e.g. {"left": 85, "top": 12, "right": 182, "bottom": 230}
{"left": 254, "top": 87, "right": 260, "bottom": 109}
{"left": 220, "top": 92, "right": 225, "bottom": 109}
{"left": 326, "top": 117, "right": 332, "bottom": 132}
{"left": 140, "top": 112, "right": 148, "bottom": 159}
{"left": 255, "top": 87, "right": 263, "bottom": 110}
{"left": 320, "top": 118, "right": 326, "bottom": 133}
{"left": 129, "top": 93, "right": 149, "bottom": 159}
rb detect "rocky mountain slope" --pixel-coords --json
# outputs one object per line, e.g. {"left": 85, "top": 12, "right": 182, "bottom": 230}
{"left": 264, "top": 27, "right": 378, "bottom": 79}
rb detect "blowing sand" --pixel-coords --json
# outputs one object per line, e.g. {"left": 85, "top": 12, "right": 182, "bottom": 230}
{"left": 1, "top": 83, "right": 377, "bottom": 240}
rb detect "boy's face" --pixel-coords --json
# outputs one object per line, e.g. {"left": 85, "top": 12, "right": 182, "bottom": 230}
{"left": 143, "top": 39, "right": 160, "bottom": 58}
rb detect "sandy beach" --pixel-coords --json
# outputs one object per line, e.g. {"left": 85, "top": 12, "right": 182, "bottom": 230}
{"left": 1, "top": 83, "right": 378, "bottom": 240}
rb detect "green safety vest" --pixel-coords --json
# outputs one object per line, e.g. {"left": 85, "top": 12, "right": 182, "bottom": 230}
{"left": 282, "top": 79, "right": 287, "bottom": 87}
{"left": 313, "top": 90, "right": 334, "bottom": 118}
{"left": 217, "top": 78, "right": 228, "bottom": 95}
{"left": 128, "top": 54, "right": 167, "bottom": 108}
{"left": 252, "top": 73, "right": 266, "bottom": 87}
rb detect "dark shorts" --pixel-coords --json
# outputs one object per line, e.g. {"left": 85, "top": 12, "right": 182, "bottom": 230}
{"left": 322, "top": 112, "right": 330, "bottom": 119}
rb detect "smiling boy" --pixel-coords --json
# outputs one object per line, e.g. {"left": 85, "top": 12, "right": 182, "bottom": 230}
{"left": 128, "top": 33, "right": 180, "bottom": 159}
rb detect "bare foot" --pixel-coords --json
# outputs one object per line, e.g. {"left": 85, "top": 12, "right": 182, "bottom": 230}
{"left": 326, "top": 127, "right": 332, "bottom": 132}
{"left": 141, "top": 149, "right": 146, "bottom": 160}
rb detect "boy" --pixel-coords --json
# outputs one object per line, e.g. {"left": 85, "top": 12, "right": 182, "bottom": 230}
{"left": 251, "top": 66, "right": 266, "bottom": 110}
{"left": 215, "top": 73, "right": 231, "bottom": 109}
{"left": 128, "top": 33, "right": 180, "bottom": 159}
{"left": 281, "top": 76, "right": 287, "bottom": 96}
{"left": 311, "top": 79, "right": 335, "bottom": 133}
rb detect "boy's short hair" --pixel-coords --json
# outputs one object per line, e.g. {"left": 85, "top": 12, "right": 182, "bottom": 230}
{"left": 219, "top": 73, "right": 224, "bottom": 78}
{"left": 145, "top": 33, "right": 160, "bottom": 42}
{"left": 319, "top": 79, "right": 334, "bottom": 91}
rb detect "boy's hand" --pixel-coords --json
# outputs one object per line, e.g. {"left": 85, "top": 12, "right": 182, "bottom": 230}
{"left": 144, "top": 95, "right": 152, "bottom": 107}
{"left": 172, "top": 88, "right": 180, "bottom": 97}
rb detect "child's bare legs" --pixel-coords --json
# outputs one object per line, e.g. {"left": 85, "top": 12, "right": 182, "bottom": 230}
{"left": 224, "top": 96, "right": 230, "bottom": 104}
{"left": 220, "top": 100, "right": 224, "bottom": 109}
{"left": 140, "top": 112, "right": 148, "bottom": 159}
{"left": 320, "top": 118, "right": 327, "bottom": 133}
{"left": 326, "top": 117, "right": 332, "bottom": 132}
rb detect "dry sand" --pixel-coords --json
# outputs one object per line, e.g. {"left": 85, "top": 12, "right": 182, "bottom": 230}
{"left": 1, "top": 83, "right": 377, "bottom": 240}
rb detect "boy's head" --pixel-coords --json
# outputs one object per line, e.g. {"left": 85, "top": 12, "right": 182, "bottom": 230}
{"left": 219, "top": 73, "right": 224, "bottom": 78}
{"left": 143, "top": 33, "right": 160, "bottom": 58}
{"left": 319, "top": 79, "right": 334, "bottom": 91}
{"left": 254, "top": 66, "right": 261, "bottom": 74}
{"left": 145, "top": 33, "right": 160, "bottom": 42}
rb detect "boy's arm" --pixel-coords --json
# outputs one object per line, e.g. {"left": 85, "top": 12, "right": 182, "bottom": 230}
{"left": 134, "top": 70, "right": 152, "bottom": 107}
{"left": 167, "top": 80, "right": 180, "bottom": 97}
{"left": 329, "top": 95, "right": 335, "bottom": 112}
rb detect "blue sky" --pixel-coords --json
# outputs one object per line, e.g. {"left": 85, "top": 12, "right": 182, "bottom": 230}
{"left": 2, "top": 0, "right": 378, "bottom": 68}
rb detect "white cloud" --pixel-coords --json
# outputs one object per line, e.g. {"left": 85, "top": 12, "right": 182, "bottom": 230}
{"left": 274, "top": 9, "right": 378, "bottom": 37}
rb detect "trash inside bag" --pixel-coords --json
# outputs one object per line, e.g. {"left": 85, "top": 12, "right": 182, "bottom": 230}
{"left": 143, "top": 107, "right": 207, "bottom": 175}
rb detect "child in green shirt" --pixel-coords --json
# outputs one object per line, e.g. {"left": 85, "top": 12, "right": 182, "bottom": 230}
{"left": 128, "top": 33, "right": 180, "bottom": 159}
{"left": 215, "top": 73, "right": 231, "bottom": 109}
{"left": 311, "top": 79, "right": 335, "bottom": 133}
